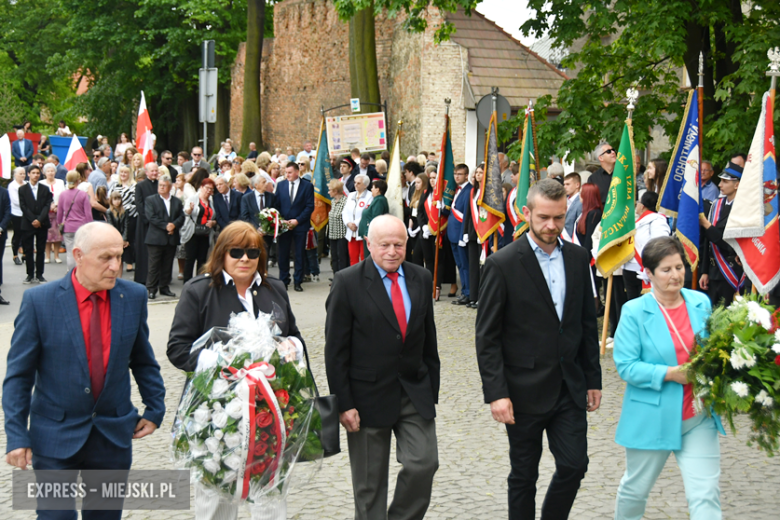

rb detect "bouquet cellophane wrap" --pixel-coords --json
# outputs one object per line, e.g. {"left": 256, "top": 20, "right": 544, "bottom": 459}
{"left": 171, "top": 308, "right": 323, "bottom": 505}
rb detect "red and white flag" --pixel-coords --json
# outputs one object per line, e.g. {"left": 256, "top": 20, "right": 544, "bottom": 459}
{"left": 0, "top": 134, "right": 11, "bottom": 179}
{"left": 724, "top": 91, "right": 780, "bottom": 294}
{"left": 64, "top": 134, "right": 89, "bottom": 171}
{"left": 136, "top": 91, "right": 154, "bottom": 164}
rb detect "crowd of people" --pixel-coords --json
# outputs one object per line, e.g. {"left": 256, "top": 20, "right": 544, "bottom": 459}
{"left": 1, "top": 124, "right": 764, "bottom": 520}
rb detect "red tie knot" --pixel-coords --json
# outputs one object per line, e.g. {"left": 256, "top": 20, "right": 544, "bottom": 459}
{"left": 386, "top": 271, "right": 399, "bottom": 282}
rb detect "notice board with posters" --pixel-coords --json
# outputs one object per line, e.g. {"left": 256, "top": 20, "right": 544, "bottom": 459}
{"left": 325, "top": 112, "right": 387, "bottom": 155}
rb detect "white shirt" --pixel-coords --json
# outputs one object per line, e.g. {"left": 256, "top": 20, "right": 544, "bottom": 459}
{"left": 567, "top": 192, "right": 579, "bottom": 209}
{"left": 8, "top": 181, "right": 25, "bottom": 216}
{"left": 160, "top": 194, "right": 171, "bottom": 215}
{"left": 255, "top": 189, "right": 265, "bottom": 211}
{"left": 223, "top": 271, "right": 263, "bottom": 315}
{"left": 342, "top": 190, "right": 373, "bottom": 241}
{"left": 288, "top": 179, "right": 299, "bottom": 202}
{"left": 30, "top": 182, "right": 38, "bottom": 200}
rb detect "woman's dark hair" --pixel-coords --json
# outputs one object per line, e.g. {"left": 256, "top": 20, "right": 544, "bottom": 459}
{"left": 95, "top": 185, "right": 109, "bottom": 207}
{"left": 372, "top": 179, "right": 388, "bottom": 195}
{"left": 188, "top": 167, "right": 209, "bottom": 190}
{"left": 403, "top": 161, "right": 423, "bottom": 175}
{"left": 646, "top": 159, "right": 668, "bottom": 193}
{"left": 75, "top": 162, "right": 91, "bottom": 180}
{"left": 204, "top": 221, "right": 268, "bottom": 287}
{"left": 577, "top": 183, "right": 603, "bottom": 235}
{"left": 642, "top": 236, "right": 686, "bottom": 274}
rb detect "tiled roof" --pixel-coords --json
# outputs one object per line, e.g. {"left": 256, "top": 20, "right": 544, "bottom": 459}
{"left": 447, "top": 9, "right": 567, "bottom": 109}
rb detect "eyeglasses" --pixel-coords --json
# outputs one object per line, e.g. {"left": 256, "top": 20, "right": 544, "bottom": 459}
{"left": 233, "top": 160, "right": 241, "bottom": 165}
{"left": 229, "top": 248, "right": 262, "bottom": 260}
{"left": 192, "top": 153, "right": 202, "bottom": 157}
{"left": 297, "top": 163, "right": 305, "bottom": 166}
{"left": 599, "top": 148, "right": 616, "bottom": 157}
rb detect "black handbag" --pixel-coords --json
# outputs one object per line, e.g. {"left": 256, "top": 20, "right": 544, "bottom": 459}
{"left": 300, "top": 343, "right": 341, "bottom": 459}
{"left": 193, "top": 223, "right": 211, "bottom": 236}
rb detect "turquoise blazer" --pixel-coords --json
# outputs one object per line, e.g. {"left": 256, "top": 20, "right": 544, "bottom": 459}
{"left": 614, "top": 288, "right": 725, "bottom": 450}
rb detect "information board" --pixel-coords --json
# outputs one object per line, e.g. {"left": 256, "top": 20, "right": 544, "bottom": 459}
{"left": 325, "top": 112, "right": 387, "bottom": 155}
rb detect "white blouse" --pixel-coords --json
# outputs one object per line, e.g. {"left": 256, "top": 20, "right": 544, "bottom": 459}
{"left": 342, "top": 190, "right": 373, "bottom": 241}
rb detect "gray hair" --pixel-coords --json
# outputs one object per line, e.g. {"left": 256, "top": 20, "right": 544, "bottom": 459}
{"left": 50, "top": 154, "right": 60, "bottom": 163}
{"left": 98, "top": 157, "right": 110, "bottom": 168}
{"left": 547, "top": 162, "right": 565, "bottom": 177}
{"left": 642, "top": 236, "right": 686, "bottom": 274}
{"left": 594, "top": 142, "right": 611, "bottom": 157}
{"left": 702, "top": 160, "right": 713, "bottom": 169}
{"left": 526, "top": 178, "right": 566, "bottom": 210}
{"left": 73, "top": 222, "right": 116, "bottom": 253}
{"left": 13, "top": 167, "right": 25, "bottom": 178}
{"left": 354, "top": 173, "right": 370, "bottom": 188}
{"left": 158, "top": 174, "right": 172, "bottom": 184}
{"left": 42, "top": 163, "right": 57, "bottom": 174}
{"left": 252, "top": 174, "right": 267, "bottom": 187}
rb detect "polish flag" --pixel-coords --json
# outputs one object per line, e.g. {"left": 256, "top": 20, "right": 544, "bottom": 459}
{"left": 136, "top": 91, "right": 154, "bottom": 164}
{"left": 64, "top": 134, "right": 89, "bottom": 171}
{"left": 0, "top": 134, "right": 11, "bottom": 179}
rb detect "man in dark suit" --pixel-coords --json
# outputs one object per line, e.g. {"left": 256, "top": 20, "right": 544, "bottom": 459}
{"left": 476, "top": 179, "right": 602, "bottom": 520}
{"left": 214, "top": 175, "right": 244, "bottom": 230}
{"left": 443, "top": 164, "right": 472, "bottom": 304}
{"left": 134, "top": 162, "right": 160, "bottom": 284}
{"left": 352, "top": 152, "right": 381, "bottom": 181}
{"left": 325, "top": 214, "right": 440, "bottom": 520}
{"left": 0, "top": 184, "right": 11, "bottom": 304}
{"left": 3, "top": 222, "right": 165, "bottom": 519}
{"left": 273, "top": 162, "right": 314, "bottom": 291}
{"left": 19, "top": 166, "right": 53, "bottom": 284}
{"left": 241, "top": 174, "right": 276, "bottom": 255}
{"left": 11, "top": 129, "right": 33, "bottom": 168}
{"left": 144, "top": 174, "right": 184, "bottom": 299}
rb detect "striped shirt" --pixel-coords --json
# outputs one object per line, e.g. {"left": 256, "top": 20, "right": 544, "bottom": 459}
{"left": 328, "top": 196, "right": 347, "bottom": 240}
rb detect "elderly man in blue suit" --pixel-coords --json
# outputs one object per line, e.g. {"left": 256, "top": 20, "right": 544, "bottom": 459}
{"left": 274, "top": 162, "right": 314, "bottom": 292}
{"left": 213, "top": 175, "right": 244, "bottom": 231}
{"left": 11, "top": 129, "right": 33, "bottom": 168}
{"left": 443, "top": 164, "right": 472, "bottom": 304}
{"left": 3, "top": 222, "right": 166, "bottom": 519}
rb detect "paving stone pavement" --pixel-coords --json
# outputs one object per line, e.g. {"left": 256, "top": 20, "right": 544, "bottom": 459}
{"left": 1, "top": 296, "right": 779, "bottom": 519}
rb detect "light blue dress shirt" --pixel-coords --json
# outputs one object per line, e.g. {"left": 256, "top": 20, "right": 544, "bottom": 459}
{"left": 526, "top": 233, "right": 566, "bottom": 321}
{"left": 701, "top": 181, "right": 720, "bottom": 202}
{"left": 373, "top": 262, "right": 412, "bottom": 324}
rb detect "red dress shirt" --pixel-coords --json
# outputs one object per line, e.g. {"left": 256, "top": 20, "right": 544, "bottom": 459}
{"left": 72, "top": 270, "right": 111, "bottom": 375}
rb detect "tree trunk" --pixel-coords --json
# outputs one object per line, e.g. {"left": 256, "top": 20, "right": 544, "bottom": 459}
{"left": 242, "top": 0, "right": 265, "bottom": 152}
{"left": 349, "top": 2, "right": 381, "bottom": 114}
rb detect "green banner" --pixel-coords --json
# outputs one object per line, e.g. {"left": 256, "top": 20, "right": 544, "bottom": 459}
{"left": 513, "top": 111, "right": 534, "bottom": 237}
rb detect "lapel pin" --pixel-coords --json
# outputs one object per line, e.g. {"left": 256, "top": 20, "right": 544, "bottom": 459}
{"left": 253, "top": 290, "right": 257, "bottom": 296}
{"left": 120, "top": 294, "right": 124, "bottom": 298}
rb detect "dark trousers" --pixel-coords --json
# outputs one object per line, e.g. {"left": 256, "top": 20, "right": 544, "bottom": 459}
{"left": 708, "top": 279, "right": 738, "bottom": 308}
{"left": 262, "top": 235, "right": 275, "bottom": 265}
{"left": 23, "top": 227, "right": 48, "bottom": 278}
{"left": 330, "top": 238, "right": 349, "bottom": 273}
{"left": 183, "top": 234, "right": 210, "bottom": 282}
{"left": 123, "top": 216, "right": 137, "bottom": 265}
{"left": 506, "top": 388, "right": 588, "bottom": 520}
{"left": 32, "top": 427, "right": 133, "bottom": 520}
{"left": 146, "top": 244, "right": 176, "bottom": 290}
{"left": 623, "top": 269, "right": 643, "bottom": 301}
{"left": 277, "top": 230, "right": 306, "bottom": 286}
{"left": 467, "top": 239, "right": 481, "bottom": 303}
{"left": 11, "top": 215, "right": 23, "bottom": 256}
{"left": 0, "top": 230, "right": 6, "bottom": 291}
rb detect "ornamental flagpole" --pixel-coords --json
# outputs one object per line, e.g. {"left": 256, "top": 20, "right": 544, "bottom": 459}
{"left": 433, "top": 103, "right": 448, "bottom": 299}
{"left": 693, "top": 52, "right": 704, "bottom": 290}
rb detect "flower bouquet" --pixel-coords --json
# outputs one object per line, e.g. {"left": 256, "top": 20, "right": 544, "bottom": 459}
{"left": 171, "top": 310, "right": 324, "bottom": 506}
{"left": 688, "top": 295, "right": 780, "bottom": 455}
{"left": 258, "top": 208, "right": 289, "bottom": 242}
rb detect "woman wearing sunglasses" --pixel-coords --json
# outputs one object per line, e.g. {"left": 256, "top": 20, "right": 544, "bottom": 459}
{"left": 167, "top": 220, "right": 306, "bottom": 520}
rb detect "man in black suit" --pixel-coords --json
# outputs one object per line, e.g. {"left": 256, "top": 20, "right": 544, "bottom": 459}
{"left": 325, "top": 214, "right": 440, "bottom": 520}
{"left": 144, "top": 174, "right": 184, "bottom": 299}
{"left": 241, "top": 175, "right": 276, "bottom": 256}
{"left": 213, "top": 175, "right": 244, "bottom": 230}
{"left": 11, "top": 129, "right": 33, "bottom": 168}
{"left": 134, "top": 162, "right": 160, "bottom": 284}
{"left": 476, "top": 179, "right": 602, "bottom": 520}
{"left": 18, "top": 166, "right": 53, "bottom": 284}
{"left": 0, "top": 184, "right": 11, "bottom": 303}
{"left": 352, "top": 152, "right": 381, "bottom": 181}
{"left": 274, "top": 162, "right": 314, "bottom": 291}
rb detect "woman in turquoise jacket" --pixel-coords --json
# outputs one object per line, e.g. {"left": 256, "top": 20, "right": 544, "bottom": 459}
{"left": 613, "top": 236, "right": 725, "bottom": 520}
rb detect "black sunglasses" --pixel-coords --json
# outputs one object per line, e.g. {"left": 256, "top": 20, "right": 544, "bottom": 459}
{"left": 229, "top": 248, "right": 262, "bottom": 260}
{"left": 599, "top": 148, "right": 616, "bottom": 157}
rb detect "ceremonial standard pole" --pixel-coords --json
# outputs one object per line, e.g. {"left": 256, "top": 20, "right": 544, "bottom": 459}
{"left": 693, "top": 52, "right": 705, "bottom": 290}
{"left": 600, "top": 88, "right": 639, "bottom": 356}
{"left": 433, "top": 100, "right": 450, "bottom": 299}
{"left": 491, "top": 89, "right": 499, "bottom": 253}
{"left": 769, "top": 47, "right": 779, "bottom": 104}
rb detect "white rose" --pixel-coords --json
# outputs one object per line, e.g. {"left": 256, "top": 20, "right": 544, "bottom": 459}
{"left": 212, "top": 452, "right": 221, "bottom": 463}
{"left": 224, "top": 432, "right": 242, "bottom": 449}
{"left": 203, "top": 459, "right": 221, "bottom": 474}
{"left": 213, "top": 429, "right": 224, "bottom": 440}
{"left": 772, "top": 344, "right": 780, "bottom": 354}
{"left": 211, "top": 379, "right": 229, "bottom": 399}
{"left": 193, "top": 403, "right": 211, "bottom": 425}
{"left": 775, "top": 330, "right": 780, "bottom": 343}
{"left": 225, "top": 399, "right": 243, "bottom": 420}
{"left": 204, "top": 437, "right": 221, "bottom": 454}
{"left": 190, "top": 440, "right": 208, "bottom": 458}
{"left": 212, "top": 409, "right": 228, "bottom": 429}
{"left": 222, "top": 471, "right": 237, "bottom": 483}
{"left": 731, "top": 381, "right": 749, "bottom": 398}
{"left": 223, "top": 453, "right": 243, "bottom": 471}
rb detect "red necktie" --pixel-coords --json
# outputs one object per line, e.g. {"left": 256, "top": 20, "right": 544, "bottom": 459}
{"left": 89, "top": 294, "right": 105, "bottom": 400}
{"left": 386, "top": 272, "right": 407, "bottom": 340}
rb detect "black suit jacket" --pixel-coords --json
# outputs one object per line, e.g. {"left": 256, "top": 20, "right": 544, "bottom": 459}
{"left": 0, "top": 187, "right": 11, "bottom": 232}
{"left": 352, "top": 164, "right": 381, "bottom": 181}
{"left": 700, "top": 197, "right": 741, "bottom": 281}
{"left": 18, "top": 183, "right": 53, "bottom": 230}
{"left": 240, "top": 190, "right": 275, "bottom": 228}
{"left": 325, "top": 260, "right": 440, "bottom": 428}
{"left": 475, "top": 236, "right": 601, "bottom": 415}
{"left": 144, "top": 194, "right": 184, "bottom": 247}
{"left": 213, "top": 188, "right": 244, "bottom": 230}
{"left": 167, "top": 275, "right": 304, "bottom": 373}
{"left": 135, "top": 179, "right": 159, "bottom": 227}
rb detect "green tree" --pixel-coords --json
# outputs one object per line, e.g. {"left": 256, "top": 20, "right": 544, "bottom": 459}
{"left": 512, "top": 0, "right": 780, "bottom": 167}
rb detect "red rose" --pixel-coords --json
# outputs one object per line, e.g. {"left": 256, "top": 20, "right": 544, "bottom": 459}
{"left": 775, "top": 355, "right": 780, "bottom": 366}
{"left": 260, "top": 431, "right": 269, "bottom": 442}
{"left": 253, "top": 441, "right": 268, "bottom": 456}
{"left": 288, "top": 406, "right": 295, "bottom": 413}
{"left": 274, "top": 390, "right": 290, "bottom": 407}
{"left": 256, "top": 411, "right": 274, "bottom": 428}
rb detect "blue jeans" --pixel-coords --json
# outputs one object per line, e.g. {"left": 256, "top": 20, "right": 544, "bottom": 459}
{"left": 615, "top": 415, "right": 721, "bottom": 520}
{"left": 450, "top": 241, "right": 469, "bottom": 297}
